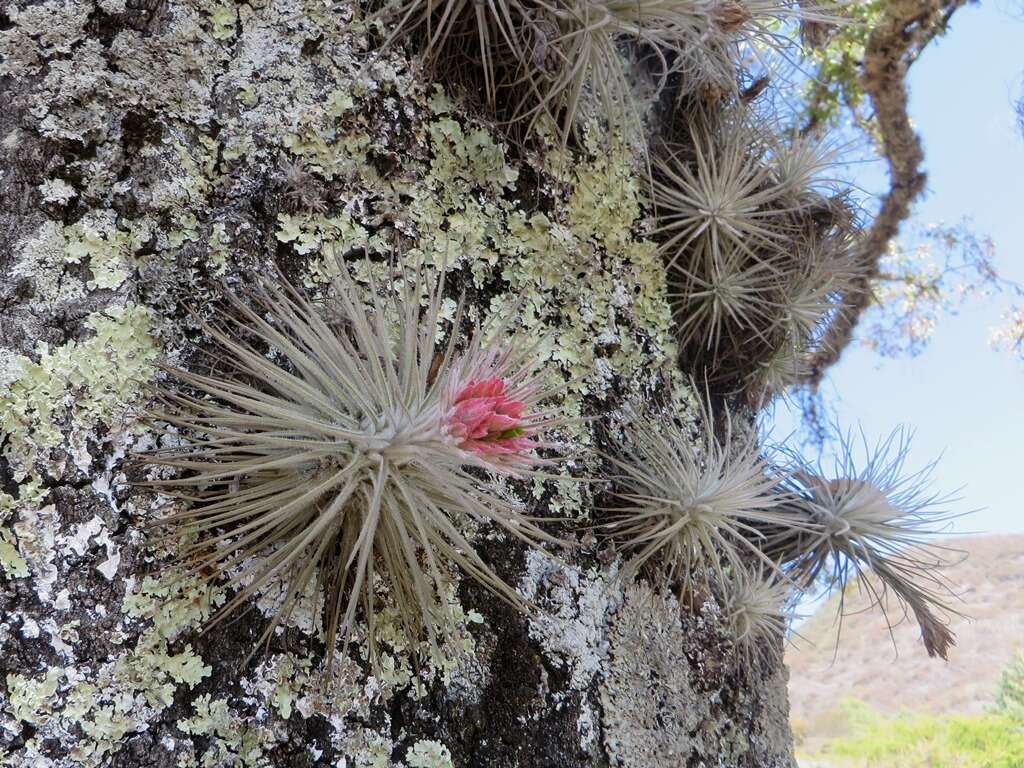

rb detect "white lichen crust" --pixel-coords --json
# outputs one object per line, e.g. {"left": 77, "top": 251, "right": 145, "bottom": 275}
{"left": 0, "top": 0, "right": 795, "bottom": 765}
{"left": 601, "top": 584, "right": 795, "bottom": 768}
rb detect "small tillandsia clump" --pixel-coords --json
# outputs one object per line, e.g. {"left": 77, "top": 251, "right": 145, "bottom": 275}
{"left": 135, "top": 259, "right": 565, "bottom": 672}
{"left": 601, "top": 391, "right": 803, "bottom": 596}
{"left": 384, "top": 0, "right": 695, "bottom": 142}
{"left": 382, "top": 0, "right": 839, "bottom": 144}
{"left": 717, "top": 562, "right": 793, "bottom": 667}
{"left": 762, "top": 425, "right": 963, "bottom": 658}
{"left": 650, "top": 106, "right": 859, "bottom": 402}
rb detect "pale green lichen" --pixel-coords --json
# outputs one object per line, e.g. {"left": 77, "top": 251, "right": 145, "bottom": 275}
{"left": 5, "top": 669, "right": 62, "bottom": 725}
{"left": 207, "top": 221, "right": 230, "bottom": 274}
{"left": 1, "top": 573, "right": 218, "bottom": 763}
{"left": 9, "top": 499, "right": 58, "bottom": 603}
{"left": 43, "top": 575, "right": 221, "bottom": 764}
{"left": 406, "top": 739, "right": 455, "bottom": 768}
{"left": 489, "top": 139, "right": 672, "bottom": 407}
{"left": 567, "top": 136, "right": 643, "bottom": 252}
{"left": 0, "top": 528, "right": 30, "bottom": 578}
{"left": 276, "top": 211, "right": 370, "bottom": 257}
{"left": 63, "top": 212, "right": 148, "bottom": 290}
{"left": 347, "top": 585, "right": 486, "bottom": 699}
{"left": 176, "top": 695, "right": 277, "bottom": 768}
{"left": 205, "top": 2, "right": 238, "bottom": 41}
{"left": 428, "top": 118, "right": 519, "bottom": 191}
{"left": 282, "top": 117, "right": 376, "bottom": 184}
{"left": 122, "top": 574, "right": 225, "bottom": 641}
{"left": 342, "top": 729, "right": 395, "bottom": 768}
{"left": 10, "top": 220, "right": 86, "bottom": 311}
{"left": 0, "top": 303, "right": 158, "bottom": 482}
{"left": 257, "top": 653, "right": 313, "bottom": 720}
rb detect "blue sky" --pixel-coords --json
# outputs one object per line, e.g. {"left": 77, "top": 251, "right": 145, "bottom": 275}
{"left": 770, "top": 1, "right": 1024, "bottom": 536}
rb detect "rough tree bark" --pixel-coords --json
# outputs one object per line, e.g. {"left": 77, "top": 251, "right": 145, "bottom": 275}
{"left": 0, "top": 2, "right": 795, "bottom": 766}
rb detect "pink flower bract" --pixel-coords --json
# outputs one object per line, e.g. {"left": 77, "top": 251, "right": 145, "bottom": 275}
{"left": 448, "top": 377, "right": 536, "bottom": 458}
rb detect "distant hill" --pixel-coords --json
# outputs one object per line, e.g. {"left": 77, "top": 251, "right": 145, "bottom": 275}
{"left": 786, "top": 534, "right": 1024, "bottom": 731}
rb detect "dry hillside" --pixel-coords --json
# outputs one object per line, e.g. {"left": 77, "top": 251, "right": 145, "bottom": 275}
{"left": 787, "top": 534, "right": 1024, "bottom": 727}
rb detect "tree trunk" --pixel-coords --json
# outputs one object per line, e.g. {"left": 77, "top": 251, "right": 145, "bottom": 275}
{"left": 0, "top": 1, "right": 796, "bottom": 765}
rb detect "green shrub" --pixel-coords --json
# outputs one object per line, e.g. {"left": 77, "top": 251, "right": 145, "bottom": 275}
{"left": 804, "top": 699, "right": 1024, "bottom": 768}
{"left": 996, "top": 650, "right": 1024, "bottom": 722}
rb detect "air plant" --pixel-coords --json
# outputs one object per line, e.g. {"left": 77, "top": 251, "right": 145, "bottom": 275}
{"left": 384, "top": 0, "right": 700, "bottom": 142}
{"left": 762, "top": 425, "right": 963, "bottom": 658}
{"left": 667, "top": 244, "right": 786, "bottom": 359}
{"left": 650, "top": 108, "right": 858, "bottom": 397}
{"left": 511, "top": 0, "right": 715, "bottom": 141}
{"left": 717, "top": 562, "right": 792, "bottom": 665}
{"left": 136, "top": 260, "right": 565, "bottom": 670}
{"left": 652, "top": 133, "right": 786, "bottom": 263}
{"left": 382, "top": 0, "right": 836, "bottom": 145}
{"left": 743, "top": 239, "right": 857, "bottom": 406}
{"left": 382, "top": 0, "right": 519, "bottom": 108}
{"left": 601, "top": 393, "right": 803, "bottom": 594}
{"left": 745, "top": 339, "right": 814, "bottom": 408}
{"left": 652, "top": 113, "right": 847, "bottom": 276}
{"left": 659, "top": 0, "right": 845, "bottom": 103}
{"left": 768, "top": 131, "right": 846, "bottom": 199}
{"left": 279, "top": 158, "right": 328, "bottom": 214}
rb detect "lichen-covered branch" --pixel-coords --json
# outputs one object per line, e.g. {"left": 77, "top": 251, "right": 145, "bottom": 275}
{"left": 804, "top": 0, "right": 974, "bottom": 387}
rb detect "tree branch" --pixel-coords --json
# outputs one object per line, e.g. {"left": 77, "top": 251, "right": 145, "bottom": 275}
{"left": 804, "top": 0, "right": 974, "bottom": 388}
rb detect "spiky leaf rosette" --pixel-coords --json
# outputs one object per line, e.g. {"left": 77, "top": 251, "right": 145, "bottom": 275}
{"left": 534, "top": 0, "right": 844, "bottom": 140}
{"left": 764, "top": 425, "right": 963, "bottom": 658}
{"left": 652, "top": 118, "right": 794, "bottom": 265}
{"left": 383, "top": 0, "right": 521, "bottom": 109}
{"left": 384, "top": 0, "right": 705, "bottom": 143}
{"left": 136, "top": 263, "right": 564, "bottom": 670}
{"left": 383, "top": 0, "right": 837, "bottom": 145}
{"left": 650, "top": 108, "right": 858, "bottom": 395}
{"left": 602, "top": 395, "right": 802, "bottom": 593}
{"left": 508, "top": 0, "right": 718, "bottom": 142}
{"left": 718, "top": 562, "right": 792, "bottom": 665}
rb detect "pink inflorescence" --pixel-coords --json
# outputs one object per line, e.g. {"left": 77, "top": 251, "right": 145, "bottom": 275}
{"left": 447, "top": 377, "right": 536, "bottom": 460}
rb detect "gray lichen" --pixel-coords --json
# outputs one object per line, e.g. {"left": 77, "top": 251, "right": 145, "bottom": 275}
{"left": 601, "top": 584, "right": 709, "bottom": 766}
{"left": 602, "top": 584, "right": 795, "bottom": 768}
